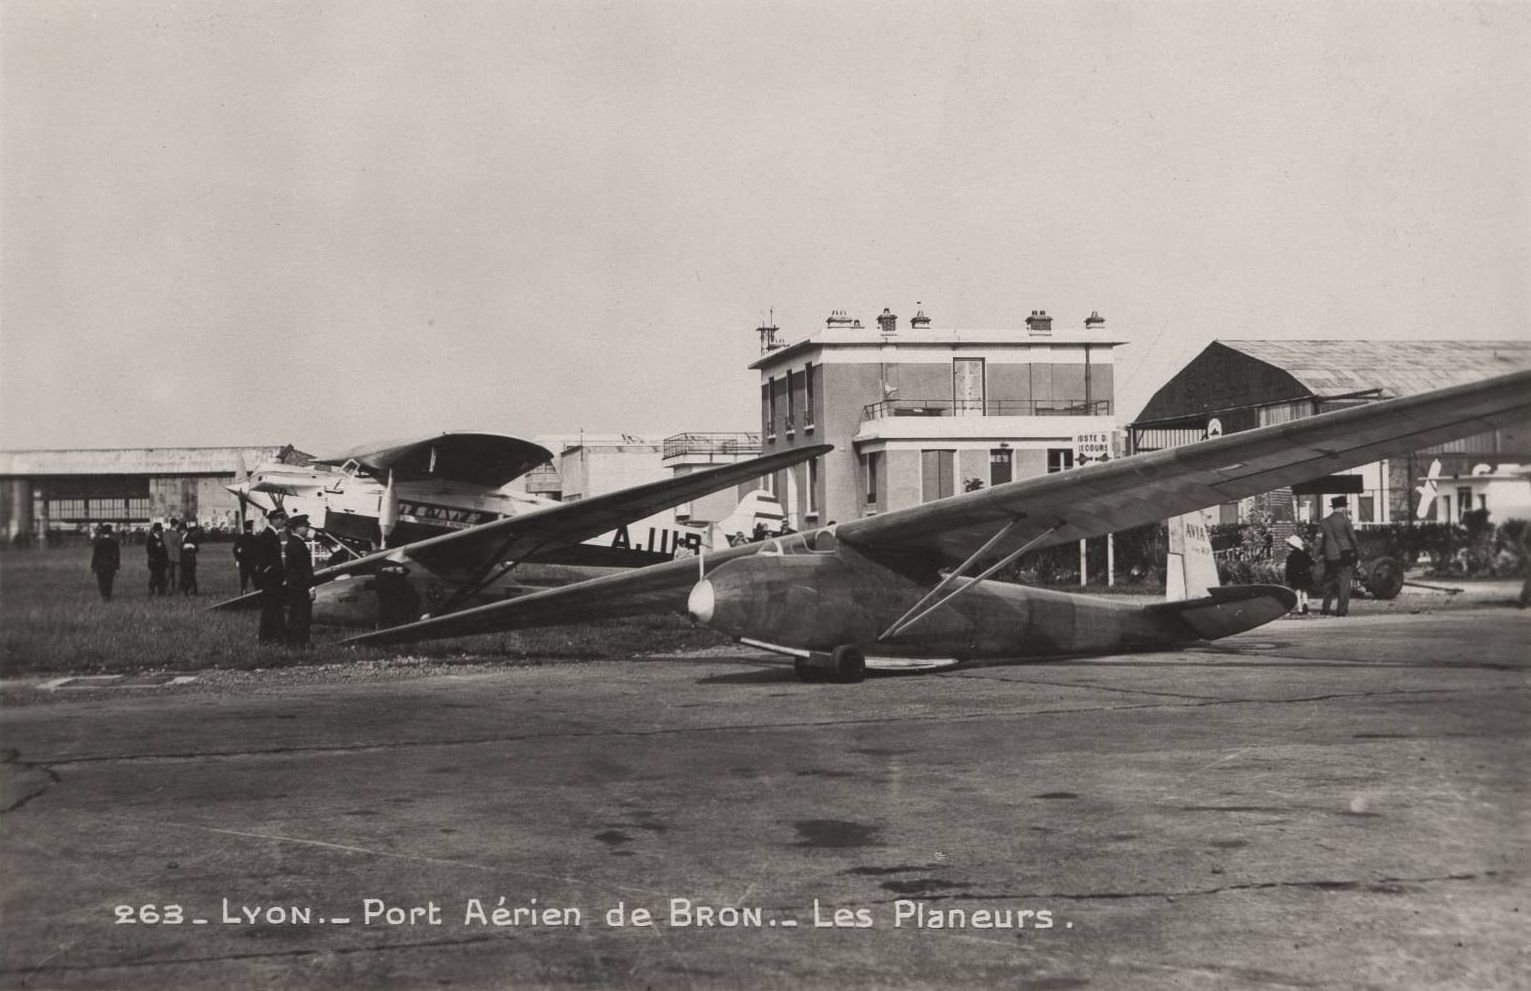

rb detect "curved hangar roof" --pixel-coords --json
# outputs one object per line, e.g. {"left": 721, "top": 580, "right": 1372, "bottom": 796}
{"left": 1216, "top": 339, "right": 1531, "bottom": 399}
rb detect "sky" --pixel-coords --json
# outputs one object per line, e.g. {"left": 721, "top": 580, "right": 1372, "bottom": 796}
{"left": 2, "top": 1, "right": 1527, "bottom": 453}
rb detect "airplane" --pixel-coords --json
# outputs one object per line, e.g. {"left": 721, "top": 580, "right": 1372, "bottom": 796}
{"left": 337, "top": 369, "right": 1531, "bottom": 682}
{"left": 215, "top": 433, "right": 830, "bottom": 626}
{"left": 227, "top": 433, "right": 777, "bottom": 566}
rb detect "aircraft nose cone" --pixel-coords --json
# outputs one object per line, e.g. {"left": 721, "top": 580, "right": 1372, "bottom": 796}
{"left": 687, "top": 579, "right": 716, "bottom": 625}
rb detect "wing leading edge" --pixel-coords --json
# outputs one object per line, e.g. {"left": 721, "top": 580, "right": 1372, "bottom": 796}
{"left": 304, "top": 443, "right": 832, "bottom": 587}
{"left": 342, "top": 368, "right": 1530, "bottom": 648}
{"left": 836, "top": 367, "right": 1531, "bottom": 563}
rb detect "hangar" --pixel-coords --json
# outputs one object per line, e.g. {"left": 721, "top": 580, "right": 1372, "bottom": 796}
{"left": 1129, "top": 340, "right": 1531, "bottom": 525}
{"left": 0, "top": 445, "right": 306, "bottom": 541}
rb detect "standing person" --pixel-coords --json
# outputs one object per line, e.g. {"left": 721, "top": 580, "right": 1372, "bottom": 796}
{"left": 146, "top": 522, "right": 169, "bottom": 596}
{"left": 232, "top": 521, "right": 258, "bottom": 593}
{"left": 282, "top": 514, "right": 315, "bottom": 647}
{"left": 255, "top": 510, "right": 288, "bottom": 643}
{"left": 163, "top": 519, "right": 183, "bottom": 592}
{"left": 1282, "top": 533, "right": 1314, "bottom": 616}
{"left": 1518, "top": 523, "right": 1530, "bottom": 610}
{"left": 89, "top": 524, "right": 121, "bottom": 601}
{"left": 180, "top": 521, "right": 202, "bottom": 595}
{"left": 1318, "top": 496, "right": 1359, "bottom": 617}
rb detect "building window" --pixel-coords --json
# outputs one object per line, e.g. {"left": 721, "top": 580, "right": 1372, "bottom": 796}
{"left": 785, "top": 370, "right": 796, "bottom": 435}
{"left": 765, "top": 378, "right": 777, "bottom": 440}
{"left": 1358, "top": 495, "right": 1375, "bottom": 523}
{"left": 865, "top": 452, "right": 879, "bottom": 505}
{"left": 953, "top": 358, "right": 985, "bottom": 415}
{"left": 804, "top": 363, "right": 816, "bottom": 429}
{"left": 1457, "top": 487, "right": 1472, "bottom": 521}
{"left": 989, "top": 448, "right": 1013, "bottom": 487}
{"left": 1047, "top": 448, "right": 1075, "bottom": 473}
{"left": 807, "top": 458, "right": 819, "bottom": 518}
{"left": 921, "top": 450, "right": 955, "bottom": 503}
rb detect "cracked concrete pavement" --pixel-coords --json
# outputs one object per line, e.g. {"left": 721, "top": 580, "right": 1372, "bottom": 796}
{"left": 1, "top": 609, "right": 1527, "bottom": 989}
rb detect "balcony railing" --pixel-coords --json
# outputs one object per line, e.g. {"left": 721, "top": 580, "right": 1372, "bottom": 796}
{"left": 663, "top": 432, "right": 763, "bottom": 460}
{"left": 861, "top": 398, "right": 1112, "bottom": 422}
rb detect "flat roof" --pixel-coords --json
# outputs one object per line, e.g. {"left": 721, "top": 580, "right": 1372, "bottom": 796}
{"left": 751, "top": 329, "right": 1125, "bottom": 369}
{"left": 0, "top": 446, "right": 295, "bottom": 477}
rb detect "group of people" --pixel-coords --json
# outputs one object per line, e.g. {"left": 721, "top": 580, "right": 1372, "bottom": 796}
{"left": 249, "top": 509, "right": 316, "bottom": 647}
{"left": 89, "top": 517, "right": 205, "bottom": 600}
{"left": 86, "top": 513, "right": 315, "bottom": 645}
{"left": 1281, "top": 496, "right": 1361, "bottom": 616}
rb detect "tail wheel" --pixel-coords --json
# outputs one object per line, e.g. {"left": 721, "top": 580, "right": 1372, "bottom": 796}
{"left": 831, "top": 645, "right": 866, "bottom": 684}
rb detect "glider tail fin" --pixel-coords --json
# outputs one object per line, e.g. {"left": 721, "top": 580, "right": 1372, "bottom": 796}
{"left": 1166, "top": 509, "right": 1220, "bottom": 601}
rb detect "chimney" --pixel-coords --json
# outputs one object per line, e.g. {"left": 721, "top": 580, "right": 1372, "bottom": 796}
{"left": 910, "top": 305, "right": 932, "bottom": 330}
{"left": 1084, "top": 310, "right": 1105, "bottom": 330}
{"left": 877, "top": 307, "right": 897, "bottom": 335}
{"left": 825, "top": 309, "right": 857, "bottom": 329}
{"left": 1025, "top": 309, "right": 1053, "bottom": 334}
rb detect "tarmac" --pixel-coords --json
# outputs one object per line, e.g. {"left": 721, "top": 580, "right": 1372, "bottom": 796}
{"left": 1, "top": 607, "right": 1527, "bottom": 990}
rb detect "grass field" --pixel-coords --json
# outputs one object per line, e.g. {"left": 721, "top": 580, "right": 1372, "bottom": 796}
{"left": 0, "top": 545, "right": 732, "bottom": 677}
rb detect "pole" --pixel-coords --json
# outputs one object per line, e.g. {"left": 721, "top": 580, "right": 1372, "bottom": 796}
{"left": 1107, "top": 533, "right": 1115, "bottom": 587}
{"left": 1079, "top": 538, "right": 1087, "bottom": 587}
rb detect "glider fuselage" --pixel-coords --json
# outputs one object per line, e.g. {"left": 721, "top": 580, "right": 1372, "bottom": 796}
{"left": 687, "top": 536, "right": 1293, "bottom": 663}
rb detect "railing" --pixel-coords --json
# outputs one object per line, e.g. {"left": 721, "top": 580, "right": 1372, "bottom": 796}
{"left": 861, "top": 398, "right": 1112, "bottom": 421}
{"left": 663, "top": 432, "right": 763, "bottom": 460}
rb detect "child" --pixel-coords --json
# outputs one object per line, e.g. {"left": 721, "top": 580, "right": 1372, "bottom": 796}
{"left": 1283, "top": 533, "right": 1315, "bottom": 615}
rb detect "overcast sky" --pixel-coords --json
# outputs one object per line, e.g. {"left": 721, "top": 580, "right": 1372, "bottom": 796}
{"left": 2, "top": 1, "right": 1527, "bottom": 454}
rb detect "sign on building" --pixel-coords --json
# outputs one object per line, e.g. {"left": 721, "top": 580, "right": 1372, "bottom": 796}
{"left": 1072, "top": 430, "right": 1116, "bottom": 467}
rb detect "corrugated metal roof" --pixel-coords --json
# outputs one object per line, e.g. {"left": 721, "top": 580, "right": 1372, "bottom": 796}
{"left": 0, "top": 446, "right": 291, "bottom": 477}
{"left": 1217, "top": 340, "right": 1531, "bottom": 398}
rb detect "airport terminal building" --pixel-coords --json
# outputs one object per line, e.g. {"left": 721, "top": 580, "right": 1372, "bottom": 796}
{"left": 750, "top": 306, "right": 1121, "bottom": 528}
{"left": 1128, "top": 340, "right": 1531, "bottom": 525}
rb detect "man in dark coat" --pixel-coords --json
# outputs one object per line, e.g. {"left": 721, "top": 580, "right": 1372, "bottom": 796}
{"left": 1318, "top": 496, "right": 1360, "bottom": 617}
{"left": 283, "top": 514, "right": 315, "bottom": 647}
{"left": 232, "top": 521, "right": 258, "bottom": 593}
{"left": 145, "top": 522, "right": 169, "bottom": 596}
{"left": 180, "top": 521, "right": 202, "bottom": 595}
{"left": 89, "top": 524, "right": 121, "bottom": 600}
{"left": 255, "top": 510, "right": 288, "bottom": 642}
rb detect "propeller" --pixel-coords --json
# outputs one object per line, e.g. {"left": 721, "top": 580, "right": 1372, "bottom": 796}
{"left": 227, "top": 451, "right": 255, "bottom": 527}
{"left": 378, "top": 469, "right": 398, "bottom": 548}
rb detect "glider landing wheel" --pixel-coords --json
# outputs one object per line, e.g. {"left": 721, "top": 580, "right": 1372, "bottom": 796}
{"left": 795, "top": 647, "right": 865, "bottom": 683}
{"left": 830, "top": 645, "right": 866, "bottom": 684}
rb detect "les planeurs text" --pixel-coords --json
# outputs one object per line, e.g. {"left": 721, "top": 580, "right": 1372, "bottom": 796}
{"left": 114, "top": 899, "right": 1065, "bottom": 931}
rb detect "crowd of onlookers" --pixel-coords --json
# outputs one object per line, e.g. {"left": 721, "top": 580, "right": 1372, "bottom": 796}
{"left": 86, "top": 518, "right": 208, "bottom": 600}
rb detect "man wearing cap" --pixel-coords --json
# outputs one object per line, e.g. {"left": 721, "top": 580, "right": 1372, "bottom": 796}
{"left": 89, "top": 523, "right": 121, "bottom": 601}
{"left": 282, "top": 514, "right": 315, "bottom": 647}
{"left": 1317, "top": 496, "right": 1359, "bottom": 617}
{"left": 255, "top": 510, "right": 288, "bottom": 642}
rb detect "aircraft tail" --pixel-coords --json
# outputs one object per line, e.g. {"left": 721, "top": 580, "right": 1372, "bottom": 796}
{"left": 1165, "top": 509, "right": 1219, "bottom": 601}
{"left": 1149, "top": 584, "right": 1297, "bottom": 640}
{"left": 709, "top": 489, "right": 788, "bottom": 548}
